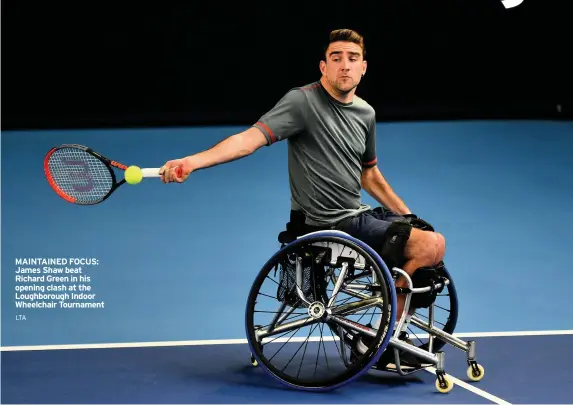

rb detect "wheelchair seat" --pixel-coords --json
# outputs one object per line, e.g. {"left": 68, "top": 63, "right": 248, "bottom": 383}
{"left": 277, "top": 210, "right": 329, "bottom": 245}
{"left": 278, "top": 230, "right": 297, "bottom": 244}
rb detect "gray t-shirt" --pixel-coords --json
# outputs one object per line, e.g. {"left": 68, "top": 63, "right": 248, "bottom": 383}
{"left": 253, "top": 81, "right": 377, "bottom": 227}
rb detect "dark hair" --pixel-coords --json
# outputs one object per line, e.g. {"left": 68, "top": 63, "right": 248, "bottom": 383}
{"left": 324, "top": 29, "right": 366, "bottom": 59}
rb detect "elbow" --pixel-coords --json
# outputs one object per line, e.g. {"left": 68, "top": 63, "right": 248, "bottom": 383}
{"left": 361, "top": 168, "right": 375, "bottom": 190}
{"left": 361, "top": 174, "right": 373, "bottom": 193}
{"left": 240, "top": 140, "right": 255, "bottom": 156}
{"left": 361, "top": 167, "right": 385, "bottom": 193}
{"left": 233, "top": 133, "right": 257, "bottom": 157}
{"left": 244, "top": 141, "right": 261, "bottom": 156}
{"left": 237, "top": 127, "right": 267, "bottom": 155}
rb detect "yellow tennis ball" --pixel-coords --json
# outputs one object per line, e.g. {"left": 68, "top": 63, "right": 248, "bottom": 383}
{"left": 124, "top": 166, "right": 143, "bottom": 185}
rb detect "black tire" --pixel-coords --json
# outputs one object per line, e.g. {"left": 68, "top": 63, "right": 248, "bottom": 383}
{"left": 245, "top": 231, "right": 397, "bottom": 391}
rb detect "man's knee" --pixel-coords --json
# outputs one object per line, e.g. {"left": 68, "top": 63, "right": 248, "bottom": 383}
{"left": 434, "top": 232, "right": 446, "bottom": 263}
{"left": 406, "top": 229, "right": 446, "bottom": 267}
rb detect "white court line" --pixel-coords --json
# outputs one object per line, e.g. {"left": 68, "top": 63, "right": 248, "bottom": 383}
{"left": 452, "top": 329, "right": 573, "bottom": 338}
{"left": 425, "top": 367, "right": 512, "bottom": 405}
{"left": 2, "top": 329, "right": 572, "bottom": 352}
{"left": 4, "top": 330, "right": 571, "bottom": 403}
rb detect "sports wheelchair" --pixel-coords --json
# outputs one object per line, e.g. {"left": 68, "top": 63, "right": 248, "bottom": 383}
{"left": 245, "top": 213, "right": 484, "bottom": 393}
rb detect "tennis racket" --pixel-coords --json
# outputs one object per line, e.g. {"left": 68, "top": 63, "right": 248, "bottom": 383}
{"left": 44, "top": 144, "right": 182, "bottom": 205}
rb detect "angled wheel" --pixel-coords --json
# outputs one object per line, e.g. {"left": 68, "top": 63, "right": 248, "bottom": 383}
{"left": 245, "top": 231, "right": 397, "bottom": 391}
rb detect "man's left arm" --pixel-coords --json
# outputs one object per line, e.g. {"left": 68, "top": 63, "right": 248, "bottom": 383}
{"left": 361, "top": 115, "right": 411, "bottom": 215}
{"left": 362, "top": 166, "right": 412, "bottom": 215}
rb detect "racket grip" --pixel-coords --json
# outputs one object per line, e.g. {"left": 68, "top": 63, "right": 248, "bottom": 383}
{"left": 140, "top": 166, "right": 183, "bottom": 178}
{"left": 141, "top": 168, "right": 162, "bottom": 177}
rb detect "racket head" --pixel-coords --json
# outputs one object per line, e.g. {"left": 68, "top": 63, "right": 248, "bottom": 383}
{"left": 44, "top": 144, "right": 125, "bottom": 205}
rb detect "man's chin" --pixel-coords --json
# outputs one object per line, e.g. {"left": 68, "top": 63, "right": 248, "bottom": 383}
{"left": 335, "top": 83, "right": 356, "bottom": 94}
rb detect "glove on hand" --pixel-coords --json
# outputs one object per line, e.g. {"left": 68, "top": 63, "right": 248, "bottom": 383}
{"left": 403, "top": 214, "right": 435, "bottom": 232}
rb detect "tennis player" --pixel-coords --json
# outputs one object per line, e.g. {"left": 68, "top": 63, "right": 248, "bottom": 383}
{"left": 160, "top": 29, "right": 446, "bottom": 366}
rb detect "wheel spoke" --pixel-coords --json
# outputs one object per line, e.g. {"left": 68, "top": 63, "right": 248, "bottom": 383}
{"left": 246, "top": 234, "right": 394, "bottom": 390}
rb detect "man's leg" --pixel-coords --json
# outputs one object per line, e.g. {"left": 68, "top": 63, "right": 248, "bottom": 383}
{"left": 337, "top": 208, "right": 447, "bottom": 369}
{"left": 395, "top": 228, "right": 446, "bottom": 318}
{"left": 337, "top": 209, "right": 446, "bottom": 320}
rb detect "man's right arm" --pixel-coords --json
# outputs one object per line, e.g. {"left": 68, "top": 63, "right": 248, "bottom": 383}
{"left": 184, "top": 127, "right": 268, "bottom": 172}
{"left": 159, "top": 127, "right": 267, "bottom": 182}
{"left": 160, "top": 88, "right": 305, "bottom": 182}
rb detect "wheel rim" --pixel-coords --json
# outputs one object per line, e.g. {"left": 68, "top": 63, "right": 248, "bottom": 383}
{"left": 245, "top": 232, "right": 397, "bottom": 391}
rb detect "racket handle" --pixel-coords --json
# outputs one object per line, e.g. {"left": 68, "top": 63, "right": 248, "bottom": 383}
{"left": 141, "top": 168, "right": 162, "bottom": 177}
{"left": 141, "top": 167, "right": 183, "bottom": 178}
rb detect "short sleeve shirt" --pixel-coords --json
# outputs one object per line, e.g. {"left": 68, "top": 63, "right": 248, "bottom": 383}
{"left": 253, "top": 81, "right": 377, "bottom": 226}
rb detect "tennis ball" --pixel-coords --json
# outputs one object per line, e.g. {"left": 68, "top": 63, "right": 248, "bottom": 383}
{"left": 124, "top": 166, "right": 143, "bottom": 185}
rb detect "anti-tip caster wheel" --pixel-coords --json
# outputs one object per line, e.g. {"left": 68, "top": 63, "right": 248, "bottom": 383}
{"left": 435, "top": 374, "right": 454, "bottom": 393}
{"left": 467, "top": 363, "right": 484, "bottom": 381}
{"left": 250, "top": 353, "right": 258, "bottom": 367}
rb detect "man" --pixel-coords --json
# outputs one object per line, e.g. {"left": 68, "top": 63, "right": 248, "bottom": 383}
{"left": 160, "top": 28, "right": 446, "bottom": 326}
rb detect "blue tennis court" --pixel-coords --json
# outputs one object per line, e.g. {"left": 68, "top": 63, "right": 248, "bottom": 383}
{"left": 2, "top": 120, "right": 573, "bottom": 403}
{"left": 2, "top": 331, "right": 573, "bottom": 404}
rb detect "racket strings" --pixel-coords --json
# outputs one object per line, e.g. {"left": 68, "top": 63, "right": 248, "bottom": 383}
{"left": 47, "top": 148, "right": 114, "bottom": 203}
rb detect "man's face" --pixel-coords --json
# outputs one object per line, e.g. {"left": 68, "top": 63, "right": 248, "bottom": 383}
{"left": 320, "top": 41, "right": 367, "bottom": 94}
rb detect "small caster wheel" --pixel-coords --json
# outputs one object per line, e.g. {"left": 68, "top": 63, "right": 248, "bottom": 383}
{"left": 250, "top": 353, "right": 258, "bottom": 367}
{"left": 435, "top": 374, "right": 454, "bottom": 393}
{"left": 467, "top": 363, "right": 484, "bottom": 381}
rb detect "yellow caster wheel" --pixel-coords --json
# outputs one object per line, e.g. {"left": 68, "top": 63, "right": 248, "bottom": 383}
{"left": 435, "top": 374, "right": 454, "bottom": 393}
{"left": 250, "top": 353, "right": 258, "bottom": 367}
{"left": 467, "top": 363, "right": 484, "bottom": 381}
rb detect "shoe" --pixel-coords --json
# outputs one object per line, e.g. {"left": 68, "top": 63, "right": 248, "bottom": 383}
{"left": 350, "top": 325, "right": 395, "bottom": 369}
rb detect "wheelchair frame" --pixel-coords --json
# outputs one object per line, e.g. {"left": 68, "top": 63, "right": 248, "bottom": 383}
{"left": 245, "top": 229, "right": 484, "bottom": 393}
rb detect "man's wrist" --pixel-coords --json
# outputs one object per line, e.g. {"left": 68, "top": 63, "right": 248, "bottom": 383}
{"left": 183, "top": 156, "right": 198, "bottom": 172}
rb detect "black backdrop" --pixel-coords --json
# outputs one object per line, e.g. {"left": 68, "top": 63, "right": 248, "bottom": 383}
{"left": 2, "top": 0, "right": 571, "bottom": 130}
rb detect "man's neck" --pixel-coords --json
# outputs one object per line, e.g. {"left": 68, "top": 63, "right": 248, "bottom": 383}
{"left": 320, "top": 77, "right": 355, "bottom": 104}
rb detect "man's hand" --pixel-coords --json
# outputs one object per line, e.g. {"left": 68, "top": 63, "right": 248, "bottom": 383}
{"left": 403, "top": 214, "right": 435, "bottom": 232}
{"left": 159, "top": 157, "right": 194, "bottom": 183}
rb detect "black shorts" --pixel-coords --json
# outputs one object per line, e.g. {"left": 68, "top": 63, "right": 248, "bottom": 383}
{"left": 335, "top": 207, "right": 410, "bottom": 264}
